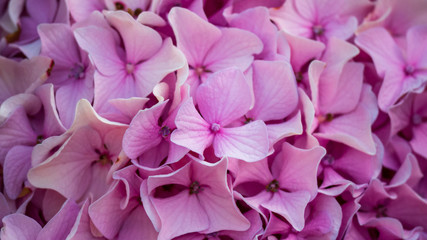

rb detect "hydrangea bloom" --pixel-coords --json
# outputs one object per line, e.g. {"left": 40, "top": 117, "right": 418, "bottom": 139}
{"left": 0, "top": 1, "right": 427, "bottom": 239}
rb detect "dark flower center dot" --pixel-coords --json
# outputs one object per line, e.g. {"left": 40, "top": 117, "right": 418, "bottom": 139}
{"left": 322, "top": 154, "right": 335, "bottom": 166}
{"left": 115, "top": 2, "right": 125, "bottom": 10}
{"left": 36, "top": 135, "right": 44, "bottom": 144}
{"left": 312, "top": 25, "right": 325, "bottom": 36}
{"left": 189, "top": 181, "right": 202, "bottom": 195}
{"left": 159, "top": 126, "right": 171, "bottom": 138}
{"left": 266, "top": 179, "right": 280, "bottom": 192}
{"left": 69, "top": 63, "right": 85, "bottom": 79}
{"left": 126, "top": 63, "right": 135, "bottom": 74}
{"left": 210, "top": 123, "right": 220, "bottom": 133}
{"left": 404, "top": 65, "right": 415, "bottom": 76}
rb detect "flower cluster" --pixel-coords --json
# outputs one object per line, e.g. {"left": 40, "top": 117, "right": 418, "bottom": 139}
{"left": 0, "top": 0, "right": 427, "bottom": 239}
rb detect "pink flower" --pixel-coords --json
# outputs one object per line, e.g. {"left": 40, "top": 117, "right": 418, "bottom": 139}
{"left": 171, "top": 68, "right": 269, "bottom": 162}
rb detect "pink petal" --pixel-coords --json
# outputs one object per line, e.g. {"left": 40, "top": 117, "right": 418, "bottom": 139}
{"left": 1, "top": 214, "right": 41, "bottom": 240}
{"left": 38, "top": 23, "right": 80, "bottom": 67}
{"left": 123, "top": 101, "right": 167, "bottom": 159}
{"left": 27, "top": 127, "right": 101, "bottom": 200}
{"left": 171, "top": 98, "right": 213, "bottom": 155}
{"left": 248, "top": 60, "right": 298, "bottom": 121}
{"left": 3, "top": 145, "right": 33, "bottom": 199}
{"left": 197, "top": 68, "right": 252, "bottom": 126}
{"left": 0, "top": 56, "right": 51, "bottom": 103}
{"left": 406, "top": 25, "right": 427, "bottom": 68}
{"left": 74, "top": 25, "right": 123, "bottom": 76}
{"left": 284, "top": 32, "right": 325, "bottom": 71}
{"left": 105, "top": 11, "right": 162, "bottom": 63}
{"left": 199, "top": 188, "right": 250, "bottom": 233}
{"left": 410, "top": 123, "right": 427, "bottom": 160}
{"left": 204, "top": 28, "right": 262, "bottom": 72}
{"left": 153, "top": 191, "right": 209, "bottom": 240}
{"left": 214, "top": 120, "right": 269, "bottom": 162}
{"left": 321, "top": 62, "right": 364, "bottom": 114}
{"left": 37, "top": 200, "right": 80, "bottom": 240}
{"left": 168, "top": 7, "right": 221, "bottom": 67}
{"left": 274, "top": 143, "right": 325, "bottom": 197}
{"left": 134, "top": 38, "right": 186, "bottom": 98}
{"left": 0, "top": 107, "right": 37, "bottom": 164}
{"left": 89, "top": 181, "right": 138, "bottom": 239}
{"left": 66, "top": 200, "right": 99, "bottom": 240}
{"left": 117, "top": 206, "right": 158, "bottom": 240}
{"left": 34, "top": 84, "right": 66, "bottom": 135}
{"left": 355, "top": 27, "right": 404, "bottom": 77}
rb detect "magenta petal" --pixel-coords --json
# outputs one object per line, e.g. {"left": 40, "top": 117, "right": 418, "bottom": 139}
{"left": 168, "top": 7, "right": 221, "bottom": 67}
{"left": 3, "top": 145, "right": 33, "bottom": 199}
{"left": 123, "top": 101, "right": 167, "bottom": 159}
{"left": 214, "top": 120, "right": 269, "bottom": 162}
{"left": 197, "top": 68, "right": 252, "bottom": 126}
{"left": 171, "top": 98, "right": 212, "bottom": 155}
{"left": 1, "top": 214, "right": 41, "bottom": 240}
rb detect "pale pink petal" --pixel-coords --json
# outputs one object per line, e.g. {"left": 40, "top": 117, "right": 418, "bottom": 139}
{"left": 38, "top": 23, "right": 80, "bottom": 68}
{"left": 89, "top": 181, "right": 138, "bottom": 239}
{"left": 3, "top": 145, "right": 33, "bottom": 199}
{"left": 197, "top": 68, "right": 252, "bottom": 126}
{"left": 262, "top": 190, "right": 311, "bottom": 231}
{"left": 34, "top": 84, "right": 66, "bottom": 136}
{"left": 1, "top": 214, "right": 41, "bottom": 240}
{"left": 133, "top": 38, "right": 186, "bottom": 98}
{"left": 284, "top": 32, "right": 325, "bottom": 71}
{"left": 153, "top": 192, "right": 209, "bottom": 240}
{"left": 0, "top": 56, "right": 51, "bottom": 103}
{"left": 66, "top": 0, "right": 104, "bottom": 22}
{"left": 199, "top": 188, "right": 250, "bottom": 233}
{"left": 117, "top": 206, "right": 158, "bottom": 240}
{"left": 105, "top": 11, "right": 162, "bottom": 63}
{"left": 66, "top": 200, "right": 99, "bottom": 240}
{"left": 204, "top": 28, "right": 262, "bottom": 71}
{"left": 406, "top": 25, "right": 427, "bottom": 68}
{"left": 321, "top": 62, "right": 364, "bottom": 114}
{"left": 37, "top": 200, "right": 80, "bottom": 240}
{"left": 123, "top": 101, "right": 167, "bottom": 159}
{"left": 171, "top": 98, "right": 212, "bottom": 155}
{"left": 316, "top": 104, "right": 376, "bottom": 155}
{"left": 274, "top": 143, "right": 325, "bottom": 197}
{"left": 0, "top": 107, "right": 37, "bottom": 164}
{"left": 377, "top": 70, "right": 405, "bottom": 111}
{"left": 355, "top": 27, "right": 404, "bottom": 77}
{"left": 74, "top": 25, "right": 123, "bottom": 76}
{"left": 248, "top": 60, "right": 298, "bottom": 121}
{"left": 214, "top": 120, "right": 269, "bottom": 162}
{"left": 27, "top": 127, "right": 101, "bottom": 200}
{"left": 168, "top": 7, "right": 221, "bottom": 67}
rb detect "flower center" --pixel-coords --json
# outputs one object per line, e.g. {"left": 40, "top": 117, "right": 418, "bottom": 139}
{"left": 69, "top": 63, "right": 85, "bottom": 79}
{"left": 266, "top": 179, "right": 280, "bottom": 192}
{"left": 405, "top": 65, "right": 415, "bottom": 75}
{"left": 312, "top": 25, "right": 325, "bottom": 36}
{"left": 159, "top": 126, "right": 171, "bottom": 138}
{"left": 210, "top": 123, "right": 221, "bottom": 132}
{"left": 189, "top": 181, "right": 202, "bottom": 195}
{"left": 318, "top": 113, "right": 334, "bottom": 123}
{"left": 321, "top": 154, "right": 335, "bottom": 166}
{"left": 126, "top": 63, "right": 135, "bottom": 74}
{"left": 36, "top": 135, "right": 44, "bottom": 144}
